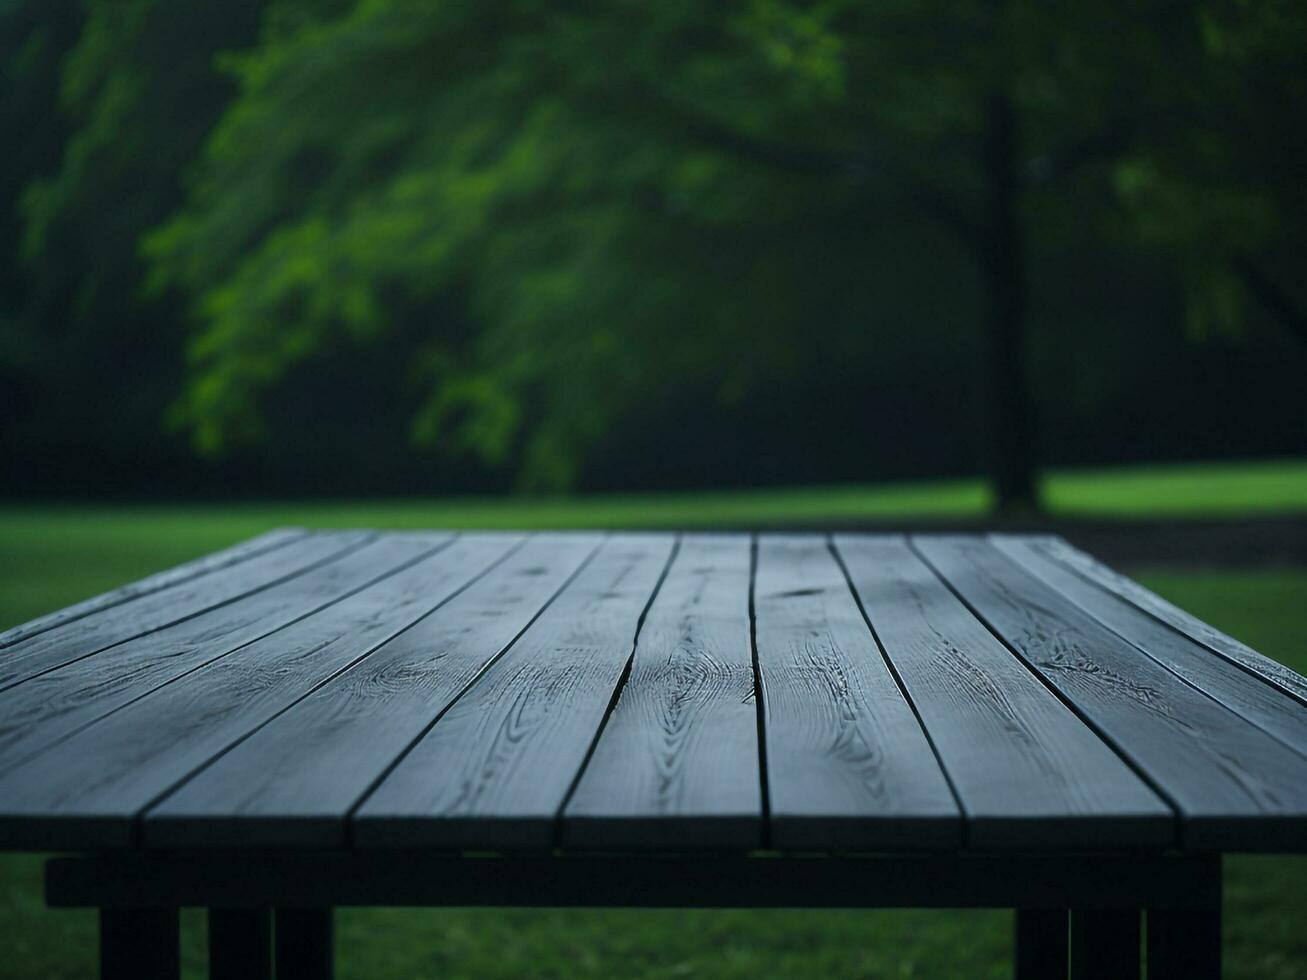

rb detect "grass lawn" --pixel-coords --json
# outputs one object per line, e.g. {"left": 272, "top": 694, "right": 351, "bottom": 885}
{"left": 1, "top": 468, "right": 1305, "bottom": 978}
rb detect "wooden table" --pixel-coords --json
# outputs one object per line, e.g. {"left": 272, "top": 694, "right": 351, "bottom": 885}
{"left": 4, "top": 530, "right": 1306, "bottom": 979}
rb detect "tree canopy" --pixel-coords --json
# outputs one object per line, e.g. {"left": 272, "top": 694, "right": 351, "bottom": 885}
{"left": 3, "top": 0, "right": 1306, "bottom": 501}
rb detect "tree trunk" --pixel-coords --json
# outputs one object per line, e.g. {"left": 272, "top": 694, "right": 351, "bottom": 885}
{"left": 982, "top": 87, "right": 1040, "bottom": 514}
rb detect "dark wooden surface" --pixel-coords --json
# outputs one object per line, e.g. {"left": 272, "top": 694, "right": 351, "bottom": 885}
{"left": 916, "top": 535, "right": 1307, "bottom": 851}
{"left": 355, "top": 534, "right": 673, "bottom": 848}
{"left": 563, "top": 535, "right": 759, "bottom": 848}
{"left": 3, "top": 530, "right": 1307, "bottom": 854}
{"left": 836, "top": 535, "right": 1170, "bottom": 849}
{"left": 754, "top": 535, "right": 957, "bottom": 849}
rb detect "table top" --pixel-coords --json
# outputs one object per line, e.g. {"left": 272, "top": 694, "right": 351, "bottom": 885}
{"left": 2, "top": 529, "right": 1305, "bottom": 855}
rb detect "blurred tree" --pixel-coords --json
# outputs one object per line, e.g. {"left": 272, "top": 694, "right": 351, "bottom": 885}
{"left": 17, "top": 0, "right": 1305, "bottom": 508}
{"left": 0, "top": 0, "right": 80, "bottom": 370}
{"left": 1107, "top": 0, "right": 1307, "bottom": 348}
{"left": 1, "top": 0, "right": 268, "bottom": 488}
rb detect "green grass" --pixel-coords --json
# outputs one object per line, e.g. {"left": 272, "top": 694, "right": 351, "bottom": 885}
{"left": 1, "top": 458, "right": 1304, "bottom": 630}
{"left": 1, "top": 473, "right": 1305, "bottom": 978}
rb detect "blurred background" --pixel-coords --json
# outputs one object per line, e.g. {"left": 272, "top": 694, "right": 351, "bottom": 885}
{"left": 1, "top": 0, "right": 1304, "bottom": 977}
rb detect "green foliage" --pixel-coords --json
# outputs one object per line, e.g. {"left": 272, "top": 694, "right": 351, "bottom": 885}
{"left": 5, "top": 0, "right": 1305, "bottom": 492}
{"left": 140, "top": 0, "right": 1305, "bottom": 489}
{"left": 1109, "top": 0, "right": 1307, "bottom": 339}
{"left": 0, "top": 0, "right": 269, "bottom": 479}
{"left": 145, "top": 0, "right": 870, "bottom": 487}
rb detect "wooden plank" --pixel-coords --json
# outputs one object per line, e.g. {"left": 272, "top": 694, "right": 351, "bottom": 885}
{"left": 835, "top": 535, "right": 1172, "bottom": 849}
{"left": 356, "top": 534, "right": 677, "bottom": 849}
{"left": 754, "top": 535, "right": 959, "bottom": 849}
{"left": 561, "top": 535, "right": 760, "bottom": 849}
{"left": 0, "top": 534, "right": 425, "bottom": 790}
{"left": 915, "top": 536, "right": 1307, "bottom": 851}
{"left": 145, "top": 534, "right": 601, "bottom": 849}
{"left": 0, "top": 530, "right": 365, "bottom": 692}
{"left": 0, "top": 534, "right": 512, "bottom": 850}
{"left": 994, "top": 535, "right": 1307, "bottom": 757}
{"left": 1032, "top": 535, "right": 1307, "bottom": 707}
{"left": 0, "top": 528, "right": 306, "bottom": 649}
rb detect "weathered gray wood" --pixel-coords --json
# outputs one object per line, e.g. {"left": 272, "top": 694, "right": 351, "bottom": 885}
{"left": 0, "top": 538, "right": 436, "bottom": 831}
{"left": 835, "top": 535, "right": 1172, "bottom": 849}
{"left": 562, "top": 535, "right": 759, "bottom": 849}
{"left": 915, "top": 535, "right": 1307, "bottom": 851}
{"left": 755, "top": 535, "right": 959, "bottom": 849}
{"left": 146, "top": 534, "right": 600, "bottom": 849}
{"left": 0, "top": 528, "right": 305, "bottom": 650}
{"left": 0, "top": 530, "right": 365, "bottom": 692}
{"left": 0, "top": 535, "right": 513, "bottom": 850}
{"left": 1033, "top": 535, "right": 1307, "bottom": 707}
{"left": 4, "top": 529, "right": 1305, "bottom": 858}
{"left": 356, "top": 534, "right": 676, "bottom": 849}
{"left": 994, "top": 535, "right": 1307, "bottom": 758}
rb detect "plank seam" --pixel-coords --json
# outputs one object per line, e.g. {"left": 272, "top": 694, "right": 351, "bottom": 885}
{"left": 134, "top": 533, "right": 533, "bottom": 828}
{"left": 343, "top": 534, "right": 610, "bottom": 839}
{"left": 1028, "top": 536, "right": 1307, "bottom": 711}
{"left": 748, "top": 532, "right": 773, "bottom": 849}
{"left": 0, "top": 533, "right": 436, "bottom": 782}
{"left": 0, "top": 532, "right": 378, "bottom": 695}
{"left": 907, "top": 535, "right": 1185, "bottom": 839}
{"left": 551, "top": 534, "right": 682, "bottom": 845}
{"left": 828, "top": 534, "right": 968, "bottom": 840}
{"left": 994, "top": 535, "right": 1307, "bottom": 764}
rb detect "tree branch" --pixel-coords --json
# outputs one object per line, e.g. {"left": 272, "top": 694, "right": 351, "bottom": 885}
{"left": 1234, "top": 258, "right": 1307, "bottom": 346}
{"left": 1022, "top": 109, "right": 1192, "bottom": 186}
{"left": 649, "top": 93, "right": 985, "bottom": 251}
{"left": 558, "top": 69, "right": 986, "bottom": 253}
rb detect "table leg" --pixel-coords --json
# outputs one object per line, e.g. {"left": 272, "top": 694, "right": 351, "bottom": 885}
{"left": 1147, "top": 851, "right": 1221, "bottom": 980}
{"left": 1069, "top": 908, "right": 1139, "bottom": 980}
{"left": 1013, "top": 908, "right": 1067, "bottom": 980}
{"left": 100, "top": 907, "right": 179, "bottom": 980}
{"left": 208, "top": 907, "right": 273, "bottom": 980}
{"left": 1147, "top": 906, "right": 1221, "bottom": 980}
{"left": 276, "top": 907, "right": 335, "bottom": 980}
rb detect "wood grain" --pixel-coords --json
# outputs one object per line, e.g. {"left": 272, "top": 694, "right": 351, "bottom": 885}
{"left": 562, "top": 534, "right": 759, "bottom": 849}
{"left": 915, "top": 535, "right": 1307, "bottom": 851}
{"left": 755, "top": 535, "right": 958, "bottom": 849}
{"left": 994, "top": 535, "right": 1307, "bottom": 758}
{"left": 0, "top": 534, "right": 531, "bottom": 850}
{"left": 0, "top": 531, "right": 364, "bottom": 692}
{"left": 356, "top": 534, "right": 676, "bottom": 849}
{"left": 0, "top": 533, "right": 413, "bottom": 781}
{"left": 3, "top": 530, "right": 1305, "bottom": 857}
{"left": 0, "top": 528, "right": 305, "bottom": 650}
{"left": 835, "top": 534, "right": 1172, "bottom": 849}
{"left": 1033, "top": 535, "right": 1307, "bottom": 707}
{"left": 144, "top": 534, "right": 600, "bottom": 849}
{"left": 0, "top": 534, "right": 461, "bottom": 849}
